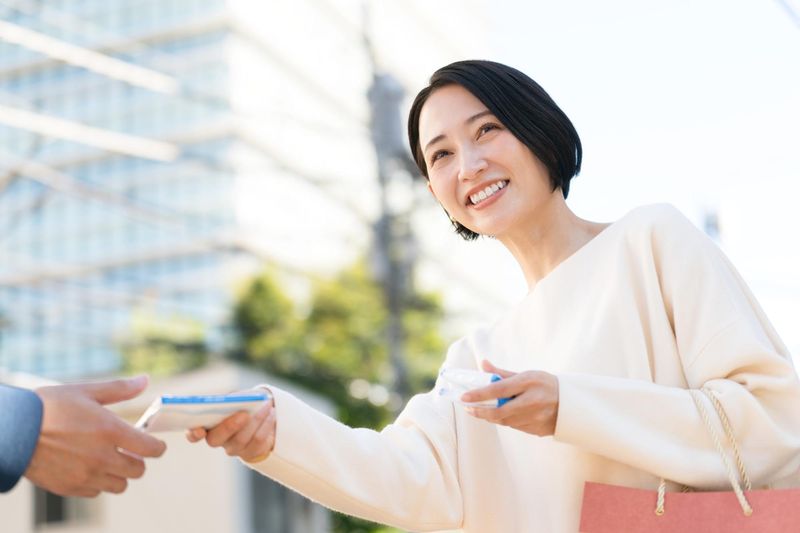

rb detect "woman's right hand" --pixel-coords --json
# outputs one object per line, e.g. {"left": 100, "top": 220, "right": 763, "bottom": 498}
{"left": 186, "top": 397, "right": 276, "bottom": 463}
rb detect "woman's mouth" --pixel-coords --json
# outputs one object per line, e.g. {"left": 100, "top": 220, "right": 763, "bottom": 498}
{"left": 467, "top": 179, "right": 509, "bottom": 208}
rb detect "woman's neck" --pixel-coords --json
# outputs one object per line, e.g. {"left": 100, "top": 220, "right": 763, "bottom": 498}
{"left": 498, "top": 197, "right": 607, "bottom": 291}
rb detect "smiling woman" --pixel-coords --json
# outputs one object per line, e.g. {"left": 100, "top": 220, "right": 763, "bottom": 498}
{"left": 407, "top": 60, "right": 582, "bottom": 242}
{"left": 189, "top": 60, "right": 800, "bottom": 532}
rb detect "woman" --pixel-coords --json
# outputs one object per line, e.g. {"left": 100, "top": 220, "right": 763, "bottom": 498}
{"left": 188, "top": 60, "right": 800, "bottom": 532}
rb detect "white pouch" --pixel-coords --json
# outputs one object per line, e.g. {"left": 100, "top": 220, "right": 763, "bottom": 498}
{"left": 135, "top": 393, "right": 269, "bottom": 433}
{"left": 436, "top": 368, "right": 510, "bottom": 408}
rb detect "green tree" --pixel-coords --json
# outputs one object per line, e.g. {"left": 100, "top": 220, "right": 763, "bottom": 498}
{"left": 231, "top": 260, "right": 447, "bottom": 532}
{"left": 231, "top": 268, "right": 306, "bottom": 375}
{"left": 120, "top": 310, "right": 208, "bottom": 377}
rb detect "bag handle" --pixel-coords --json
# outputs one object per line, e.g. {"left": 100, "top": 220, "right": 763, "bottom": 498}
{"left": 655, "top": 388, "right": 753, "bottom": 517}
{"left": 702, "top": 388, "right": 752, "bottom": 491}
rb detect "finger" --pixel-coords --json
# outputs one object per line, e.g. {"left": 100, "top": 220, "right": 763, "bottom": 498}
{"left": 73, "top": 488, "right": 101, "bottom": 498}
{"left": 500, "top": 414, "right": 541, "bottom": 430}
{"left": 98, "top": 474, "right": 129, "bottom": 495}
{"left": 79, "top": 375, "right": 149, "bottom": 405}
{"left": 205, "top": 411, "right": 250, "bottom": 448}
{"left": 461, "top": 374, "right": 527, "bottom": 403}
{"left": 222, "top": 417, "right": 260, "bottom": 456}
{"left": 112, "top": 419, "right": 167, "bottom": 458}
{"left": 59, "top": 486, "right": 101, "bottom": 498}
{"left": 106, "top": 450, "right": 146, "bottom": 480}
{"left": 464, "top": 404, "right": 512, "bottom": 424}
{"left": 118, "top": 447, "right": 143, "bottom": 462}
{"left": 480, "top": 359, "right": 516, "bottom": 378}
{"left": 223, "top": 404, "right": 272, "bottom": 456}
{"left": 241, "top": 408, "right": 276, "bottom": 462}
{"left": 186, "top": 427, "right": 207, "bottom": 443}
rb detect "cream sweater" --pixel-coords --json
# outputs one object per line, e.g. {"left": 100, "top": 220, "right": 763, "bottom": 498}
{"left": 247, "top": 204, "right": 800, "bottom": 532}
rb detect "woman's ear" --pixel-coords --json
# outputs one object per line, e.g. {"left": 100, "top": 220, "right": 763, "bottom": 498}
{"left": 427, "top": 181, "right": 436, "bottom": 198}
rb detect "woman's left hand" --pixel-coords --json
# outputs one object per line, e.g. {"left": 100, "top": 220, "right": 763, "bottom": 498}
{"left": 461, "top": 360, "right": 560, "bottom": 437}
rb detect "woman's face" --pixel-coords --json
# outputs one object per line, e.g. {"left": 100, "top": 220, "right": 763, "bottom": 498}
{"left": 418, "top": 84, "right": 557, "bottom": 239}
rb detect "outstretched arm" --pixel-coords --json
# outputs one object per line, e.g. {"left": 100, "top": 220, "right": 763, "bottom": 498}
{"left": 187, "top": 383, "right": 465, "bottom": 532}
{"left": 23, "top": 376, "right": 167, "bottom": 497}
{"left": 0, "top": 384, "right": 44, "bottom": 493}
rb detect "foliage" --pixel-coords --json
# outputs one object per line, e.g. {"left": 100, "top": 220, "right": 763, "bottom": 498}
{"left": 120, "top": 310, "right": 208, "bottom": 377}
{"left": 231, "top": 260, "right": 447, "bottom": 532}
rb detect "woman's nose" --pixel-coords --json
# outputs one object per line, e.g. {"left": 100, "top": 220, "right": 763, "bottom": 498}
{"left": 457, "top": 149, "right": 488, "bottom": 181}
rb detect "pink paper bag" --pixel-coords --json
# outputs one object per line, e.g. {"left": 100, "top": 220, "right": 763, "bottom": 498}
{"left": 580, "top": 481, "right": 800, "bottom": 533}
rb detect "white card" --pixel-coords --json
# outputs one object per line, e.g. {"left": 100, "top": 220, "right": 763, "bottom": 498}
{"left": 135, "top": 393, "right": 270, "bottom": 433}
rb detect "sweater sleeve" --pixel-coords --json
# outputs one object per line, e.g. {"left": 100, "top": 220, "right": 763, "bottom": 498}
{"left": 244, "top": 344, "right": 468, "bottom": 532}
{"left": 553, "top": 205, "right": 800, "bottom": 489}
{"left": 0, "top": 384, "right": 43, "bottom": 493}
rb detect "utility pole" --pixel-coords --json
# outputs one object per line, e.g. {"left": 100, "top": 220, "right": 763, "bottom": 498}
{"left": 363, "top": 9, "right": 420, "bottom": 406}
{"left": 368, "top": 72, "right": 417, "bottom": 405}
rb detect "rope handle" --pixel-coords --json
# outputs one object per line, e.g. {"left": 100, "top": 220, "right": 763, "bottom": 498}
{"left": 703, "top": 388, "right": 752, "bottom": 491}
{"left": 655, "top": 388, "right": 753, "bottom": 517}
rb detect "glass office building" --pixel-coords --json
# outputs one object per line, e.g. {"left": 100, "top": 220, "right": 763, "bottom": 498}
{"left": 0, "top": 0, "right": 489, "bottom": 379}
{"left": 0, "top": 2, "right": 487, "bottom": 531}
{"left": 0, "top": 0, "right": 241, "bottom": 377}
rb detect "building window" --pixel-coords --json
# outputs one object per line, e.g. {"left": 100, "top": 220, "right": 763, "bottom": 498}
{"left": 250, "top": 469, "right": 330, "bottom": 533}
{"left": 33, "top": 488, "right": 92, "bottom": 528}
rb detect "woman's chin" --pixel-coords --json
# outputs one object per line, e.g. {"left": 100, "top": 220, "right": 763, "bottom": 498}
{"left": 470, "top": 220, "right": 512, "bottom": 239}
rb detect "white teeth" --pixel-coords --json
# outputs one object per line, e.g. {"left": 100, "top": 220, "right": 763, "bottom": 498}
{"left": 470, "top": 180, "right": 508, "bottom": 205}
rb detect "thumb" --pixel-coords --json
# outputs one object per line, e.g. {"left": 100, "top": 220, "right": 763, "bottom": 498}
{"left": 81, "top": 375, "right": 149, "bottom": 405}
{"left": 481, "top": 360, "right": 515, "bottom": 379}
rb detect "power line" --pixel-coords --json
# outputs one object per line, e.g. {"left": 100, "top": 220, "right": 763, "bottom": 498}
{"left": 0, "top": 5, "right": 373, "bottom": 223}
{"left": 0, "top": 18, "right": 179, "bottom": 94}
{"left": 0, "top": 150, "right": 184, "bottom": 224}
{"left": 0, "top": 104, "right": 179, "bottom": 160}
{"left": 774, "top": 0, "right": 800, "bottom": 28}
{"left": 0, "top": 1, "right": 368, "bottom": 128}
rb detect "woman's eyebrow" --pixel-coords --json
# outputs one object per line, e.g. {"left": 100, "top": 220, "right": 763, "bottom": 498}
{"left": 465, "top": 109, "right": 493, "bottom": 125}
{"left": 423, "top": 110, "right": 494, "bottom": 153}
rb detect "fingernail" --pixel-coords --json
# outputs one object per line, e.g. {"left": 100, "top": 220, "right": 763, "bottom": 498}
{"left": 129, "top": 375, "right": 147, "bottom": 387}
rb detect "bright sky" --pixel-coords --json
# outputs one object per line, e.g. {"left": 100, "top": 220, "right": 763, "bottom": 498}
{"left": 234, "top": 0, "right": 799, "bottom": 358}
{"left": 436, "top": 0, "right": 800, "bottom": 353}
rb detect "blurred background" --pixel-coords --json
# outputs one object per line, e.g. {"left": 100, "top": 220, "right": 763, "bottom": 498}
{"left": 0, "top": 0, "right": 797, "bottom": 532}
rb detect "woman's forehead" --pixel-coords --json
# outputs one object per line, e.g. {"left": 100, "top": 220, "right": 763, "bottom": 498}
{"left": 418, "top": 85, "right": 489, "bottom": 147}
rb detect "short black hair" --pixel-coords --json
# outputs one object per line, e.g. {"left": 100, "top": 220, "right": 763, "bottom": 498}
{"left": 407, "top": 60, "right": 582, "bottom": 241}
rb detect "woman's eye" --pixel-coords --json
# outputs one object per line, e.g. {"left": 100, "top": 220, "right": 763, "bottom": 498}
{"left": 478, "top": 123, "right": 499, "bottom": 137}
{"left": 431, "top": 150, "right": 449, "bottom": 164}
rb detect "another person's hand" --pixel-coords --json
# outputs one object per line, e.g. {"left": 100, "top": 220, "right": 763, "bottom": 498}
{"left": 461, "top": 360, "right": 559, "bottom": 437}
{"left": 24, "top": 376, "right": 167, "bottom": 498}
{"left": 185, "top": 392, "right": 275, "bottom": 464}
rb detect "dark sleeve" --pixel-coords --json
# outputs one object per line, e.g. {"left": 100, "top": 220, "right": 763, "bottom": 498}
{"left": 0, "top": 384, "right": 43, "bottom": 493}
